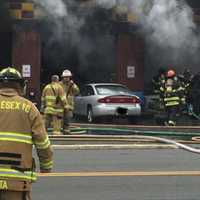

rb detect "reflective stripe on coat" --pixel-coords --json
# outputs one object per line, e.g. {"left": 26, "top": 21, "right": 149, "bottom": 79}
{"left": 0, "top": 88, "right": 53, "bottom": 191}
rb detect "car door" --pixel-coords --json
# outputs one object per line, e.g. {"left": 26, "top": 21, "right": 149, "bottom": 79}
{"left": 74, "top": 86, "right": 86, "bottom": 116}
{"left": 81, "top": 85, "right": 95, "bottom": 116}
{"left": 74, "top": 85, "right": 95, "bottom": 116}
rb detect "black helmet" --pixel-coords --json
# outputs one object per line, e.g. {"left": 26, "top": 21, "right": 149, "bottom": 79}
{"left": 0, "top": 67, "right": 25, "bottom": 85}
{"left": 158, "top": 68, "right": 166, "bottom": 75}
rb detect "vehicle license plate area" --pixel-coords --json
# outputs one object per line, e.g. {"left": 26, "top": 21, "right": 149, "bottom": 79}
{"left": 116, "top": 107, "right": 128, "bottom": 116}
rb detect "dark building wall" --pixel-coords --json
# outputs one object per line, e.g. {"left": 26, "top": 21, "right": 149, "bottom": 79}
{"left": 0, "top": 32, "right": 12, "bottom": 66}
{"left": 12, "top": 30, "right": 41, "bottom": 100}
{"left": 116, "top": 34, "right": 144, "bottom": 91}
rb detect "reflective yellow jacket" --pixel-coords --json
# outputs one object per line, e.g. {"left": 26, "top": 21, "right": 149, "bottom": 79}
{"left": 59, "top": 81, "right": 80, "bottom": 110}
{"left": 41, "top": 82, "right": 68, "bottom": 116}
{"left": 0, "top": 88, "right": 53, "bottom": 191}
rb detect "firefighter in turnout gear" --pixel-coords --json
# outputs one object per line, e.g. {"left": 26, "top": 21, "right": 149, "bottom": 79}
{"left": 41, "top": 75, "right": 68, "bottom": 135}
{"left": 178, "top": 68, "right": 193, "bottom": 114}
{"left": 59, "top": 69, "right": 80, "bottom": 134}
{"left": 161, "top": 69, "right": 184, "bottom": 126}
{"left": 152, "top": 68, "right": 166, "bottom": 95}
{"left": 0, "top": 67, "right": 53, "bottom": 200}
{"left": 190, "top": 72, "right": 200, "bottom": 115}
{"left": 152, "top": 68, "right": 166, "bottom": 111}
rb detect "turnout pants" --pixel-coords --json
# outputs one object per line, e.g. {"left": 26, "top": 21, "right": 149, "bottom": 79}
{"left": 63, "top": 110, "right": 73, "bottom": 134}
{"left": 0, "top": 191, "right": 31, "bottom": 200}
{"left": 44, "top": 113, "right": 62, "bottom": 135}
{"left": 165, "top": 105, "right": 179, "bottom": 126}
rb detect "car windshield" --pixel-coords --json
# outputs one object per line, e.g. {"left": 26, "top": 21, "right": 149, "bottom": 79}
{"left": 95, "top": 85, "right": 132, "bottom": 95}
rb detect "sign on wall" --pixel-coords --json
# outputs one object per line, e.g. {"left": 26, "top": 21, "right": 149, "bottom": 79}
{"left": 22, "top": 64, "right": 31, "bottom": 77}
{"left": 9, "top": 2, "right": 34, "bottom": 20}
{"left": 127, "top": 66, "right": 135, "bottom": 78}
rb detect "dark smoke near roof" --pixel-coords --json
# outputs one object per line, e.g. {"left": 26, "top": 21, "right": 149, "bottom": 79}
{"left": 0, "top": 1, "right": 12, "bottom": 32}
{"left": 36, "top": 1, "right": 116, "bottom": 84}
{"left": 44, "top": 17, "right": 115, "bottom": 85}
{"left": 0, "top": 1, "right": 13, "bottom": 66}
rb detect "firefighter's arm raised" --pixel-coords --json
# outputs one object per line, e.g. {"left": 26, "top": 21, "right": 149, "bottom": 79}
{"left": 30, "top": 104, "right": 53, "bottom": 173}
{"left": 70, "top": 80, "right": 80, "bottom": 96}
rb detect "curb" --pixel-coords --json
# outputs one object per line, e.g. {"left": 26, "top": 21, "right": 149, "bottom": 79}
{"left": 52, "top": 144, "right": 178, "bottom": 150}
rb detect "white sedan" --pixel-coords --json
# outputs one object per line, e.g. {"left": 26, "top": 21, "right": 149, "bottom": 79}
{"left": 74, "top": 83, "right": 141, "bottom": 123}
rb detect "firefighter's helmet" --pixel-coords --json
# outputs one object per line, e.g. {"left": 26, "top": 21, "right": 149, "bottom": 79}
{"left": 51, "top": 75, "right": 59, "bottom": 82}
{"left": 62, "top": 69, "right": 72, "bottom": 77}
{"left": 0, "top": 67, "right": 25, "bottom": 86}
{"left": 166, "top": 70, "right": 176, "bottom": 78}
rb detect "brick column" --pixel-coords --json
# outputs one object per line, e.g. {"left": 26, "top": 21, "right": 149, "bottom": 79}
{"left": 116, "top": 34, "right": 144, "bottom": 91}
{"left": 12, "top": 30, "right": 41, "bottom": 102}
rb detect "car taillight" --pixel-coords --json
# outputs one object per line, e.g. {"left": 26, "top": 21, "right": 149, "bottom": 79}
{"left": 98, "top": 98, "right": 111, "bottom": 103}
{"left": 98, "top": 96, "right": 140, "bottom": 104}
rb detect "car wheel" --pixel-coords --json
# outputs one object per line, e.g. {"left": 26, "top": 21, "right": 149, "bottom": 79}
{"left": 87, "top": 107, "right": 94, "bottom": 123}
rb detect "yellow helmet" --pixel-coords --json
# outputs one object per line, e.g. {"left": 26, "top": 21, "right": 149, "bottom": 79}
{"left": 0, "top": 67, "right": 25, "bottom": 85}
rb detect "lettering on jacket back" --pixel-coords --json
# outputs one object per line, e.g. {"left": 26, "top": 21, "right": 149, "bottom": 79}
{"left": 0, "top": 101, "right": 31, "bottom": 113}
{"left": 0, "top": 180, "right": 8, "bottom": 190}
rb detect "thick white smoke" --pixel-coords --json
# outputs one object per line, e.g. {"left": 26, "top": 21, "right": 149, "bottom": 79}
{"left": 33, "top": 0, "right": 84, "bottom": 42}
{"left": 96, "top": 0, "right": 200, "bottom": 75}
{"left": 33, "top": 0, "right": 198, "bottom": 51}
{"left": 33, "top": 0, "right": 200, "bottom": 79}
{"left": 96, "top": 0, "right": 198, "bottom": 50}
{"left": 142, "top": 0, "right": 199, "bottom": 75}
{"left": 33, "top": 0, "right": 67, "bottom": 18}
{"left": 144, "top": 1, "right": 197, "bottom": 49}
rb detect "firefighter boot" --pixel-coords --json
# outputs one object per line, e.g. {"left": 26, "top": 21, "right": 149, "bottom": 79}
{"left": 168, "top": 120, "right": 176, "bottom": 126}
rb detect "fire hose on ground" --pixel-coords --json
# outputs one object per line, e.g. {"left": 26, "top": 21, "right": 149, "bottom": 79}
{"left": 190, "top": 110, "right": 200, "bottom": 120}
{"left": 69, "top": 127, "right": 200, "bottom": 137}
{"left": 48, "top": 126, "right": 200, "bottom": 154}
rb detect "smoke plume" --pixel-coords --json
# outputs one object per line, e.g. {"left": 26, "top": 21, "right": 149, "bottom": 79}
{"left": 32, "top": 0, "right": 200, "bottom": 83}
{"left": 33, "top": 0, "right": 67, "bottom": 18}
{"left": 96, "top": 0, "right": 200, "bottom": 75}
{"left": 140, "top": 0, "right": 199, "bottom": 75}
{"left": 32, "top": 0, "right": 116, "bottom": 83}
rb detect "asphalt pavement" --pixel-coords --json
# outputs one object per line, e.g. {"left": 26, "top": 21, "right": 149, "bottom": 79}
{"left": 32, "top": 148, "right": 200, "bottom": 200}
{"left": 32, "top": 116, "right": 200, "bottom": 199}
